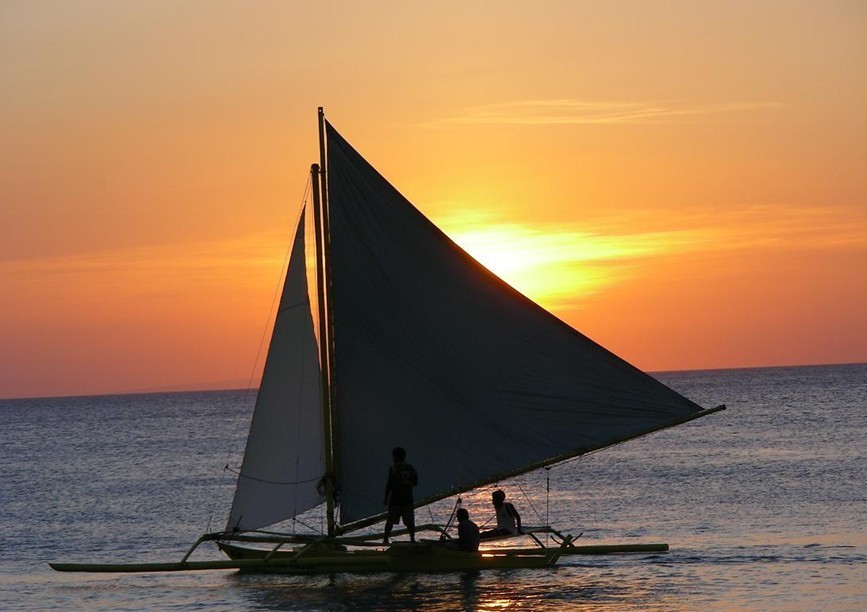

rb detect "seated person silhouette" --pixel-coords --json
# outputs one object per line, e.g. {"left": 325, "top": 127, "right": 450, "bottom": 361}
{"left": 480, "top": 489, "right": 522, "bottom": 538}
{"left": 449, "top": 508, "right": 480, "bottom": 552}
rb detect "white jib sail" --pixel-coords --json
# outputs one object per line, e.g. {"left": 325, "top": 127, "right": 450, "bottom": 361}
{"left": 227, "top": 207, "right": 324, "bottom": 532}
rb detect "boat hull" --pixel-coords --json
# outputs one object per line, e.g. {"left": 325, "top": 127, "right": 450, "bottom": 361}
{"left": 217, "top": 541, "right": 560, "bottom": 574}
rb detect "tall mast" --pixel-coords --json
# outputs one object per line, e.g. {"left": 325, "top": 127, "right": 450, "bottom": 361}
{"left": 312, "top": 107, "right": 338, "bottom": 536}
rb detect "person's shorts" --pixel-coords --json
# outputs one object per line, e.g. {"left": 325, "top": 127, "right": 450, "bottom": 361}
{"left": 387, "top": 504, "right": 414, "bottom": 526}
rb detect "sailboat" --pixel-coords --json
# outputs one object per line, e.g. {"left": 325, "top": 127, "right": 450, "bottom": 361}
{"left": 50, "top": 108, "right": 724, "bottom": 574}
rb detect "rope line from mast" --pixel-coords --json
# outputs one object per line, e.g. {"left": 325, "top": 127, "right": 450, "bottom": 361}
{"left": 515, "top": 481, "right": 544, "bottom": 525}
{"left": 207, "top": 172, "right": 312, "bottom": 532}
{"left": 224, "top": 464, "right": 325, "bottom": 487}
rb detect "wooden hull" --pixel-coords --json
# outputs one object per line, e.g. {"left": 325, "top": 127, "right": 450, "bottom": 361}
{"left": 217, "top": 541, "right": 560, "bottom": 574}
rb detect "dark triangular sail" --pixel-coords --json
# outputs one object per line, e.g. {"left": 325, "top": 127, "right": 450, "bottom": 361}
{"left": 325, "top": 122, "right": 709, "bottom": 529}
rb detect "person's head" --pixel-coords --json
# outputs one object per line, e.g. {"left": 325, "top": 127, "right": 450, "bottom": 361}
{"left": 492, "top": 489, "right": 506, "bottom": 506}
{"left": 392, "top": 447, "right": 406, "bottom": 462}
{"left": 456, "top": 508, "right": 469, "bottom": 522}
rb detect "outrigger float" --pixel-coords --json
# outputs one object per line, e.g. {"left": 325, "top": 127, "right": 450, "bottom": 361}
{"left": 51, "top": 108, "right": 723, "bottom": 575}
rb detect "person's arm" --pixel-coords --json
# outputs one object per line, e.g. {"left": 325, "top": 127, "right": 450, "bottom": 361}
{"left": 411, "top": 465, "right": 418, "bottom": 486}
{"left": 509, "top": 503, "right": 522, "bottom": 532}
{"left": 457, "top": 522, "right": 467, "bottom": 550}
{"left": 383, "top": 467, "right": 393, "bottom": 505}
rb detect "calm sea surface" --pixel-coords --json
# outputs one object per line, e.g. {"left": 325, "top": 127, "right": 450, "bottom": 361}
{"left": 1, "top": 364, "right": 865, "bottom": 610}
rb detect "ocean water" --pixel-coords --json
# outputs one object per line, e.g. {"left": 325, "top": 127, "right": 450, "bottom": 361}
{"left": 1, "top": 363, "right": 865, "bottom": 610}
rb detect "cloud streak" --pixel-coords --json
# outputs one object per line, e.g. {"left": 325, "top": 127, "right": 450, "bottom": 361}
{"left": 434, "top": 99, "right": 782, "bottom": 126}
{"left": 1, "top": 229, "right": 292, "bottom": 290}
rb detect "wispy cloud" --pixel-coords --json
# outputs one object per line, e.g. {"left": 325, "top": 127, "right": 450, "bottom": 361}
{"left": 1, "top": 229, "right": 292, "bottom": 289}
{"left": 433, "top": 99, "right": 782, "bottom": 126}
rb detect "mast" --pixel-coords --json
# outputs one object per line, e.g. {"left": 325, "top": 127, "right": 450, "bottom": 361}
{"left": 312, "top": 107, "right": 338, "bottom": 536}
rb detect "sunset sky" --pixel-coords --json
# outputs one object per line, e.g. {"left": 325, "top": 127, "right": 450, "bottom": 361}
{"left": 2, "top": 1, "right": 865, "bottom": 399}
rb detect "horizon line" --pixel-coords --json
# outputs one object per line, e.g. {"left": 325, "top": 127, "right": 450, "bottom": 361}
{"left": 1, "top": 360, "right": 864, "bottom": 402}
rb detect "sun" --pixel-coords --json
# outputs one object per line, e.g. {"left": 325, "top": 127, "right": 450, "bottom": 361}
{"left": 441, "top": 217, "right": 622, "bottom": 310}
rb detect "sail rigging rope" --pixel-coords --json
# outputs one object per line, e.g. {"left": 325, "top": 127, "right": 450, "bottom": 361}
{"left": 227, "top": 174, "right": 312, "bottom": 467}
{"left": 289, "top": 516, "right": 326, "bottom": 536}
{"left": 238, "top": 174, "right": 314, "bottom": 423}
{"left": 515, "top": 482, "right": 544, "bottom": 524}
{"left": 223, "top": 465, "right": 323, "bottom": 486}
{"left": 205, "top": 173, "right": 312, "bottom": 532}
{"left": 546, "top": 466, "right": 550, "bottom": 544}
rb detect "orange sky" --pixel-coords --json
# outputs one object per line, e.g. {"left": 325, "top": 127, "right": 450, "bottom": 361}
{"left": 2, "top": 1, "right": 865, "bottom": 399}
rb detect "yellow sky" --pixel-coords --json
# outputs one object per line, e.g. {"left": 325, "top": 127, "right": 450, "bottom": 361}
{"left": 2, "top": 0, "right": 865, "bottom": 398}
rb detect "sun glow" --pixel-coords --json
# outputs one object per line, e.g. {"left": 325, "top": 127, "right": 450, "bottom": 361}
{"left": 437, "top": 201, "right": 867, "bottom": 317}
{"left": 438, "top": 211, "right": 673, "bottom": 310}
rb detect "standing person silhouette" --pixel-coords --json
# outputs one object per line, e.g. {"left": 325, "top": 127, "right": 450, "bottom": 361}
{"left": 383, "top": 446, "right": 418, "bottom": 544}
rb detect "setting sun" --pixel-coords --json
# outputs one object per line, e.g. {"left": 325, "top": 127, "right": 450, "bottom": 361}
{"left": 440, "top": 213, "right": 648, "bottom": 309}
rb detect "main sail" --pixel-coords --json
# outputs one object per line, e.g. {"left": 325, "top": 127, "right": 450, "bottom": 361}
{"left": 227, "top": 207, "right": 324, "bottom": 532}
{"left": 324, "top": 122, "right": 710, "bottom": 529}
